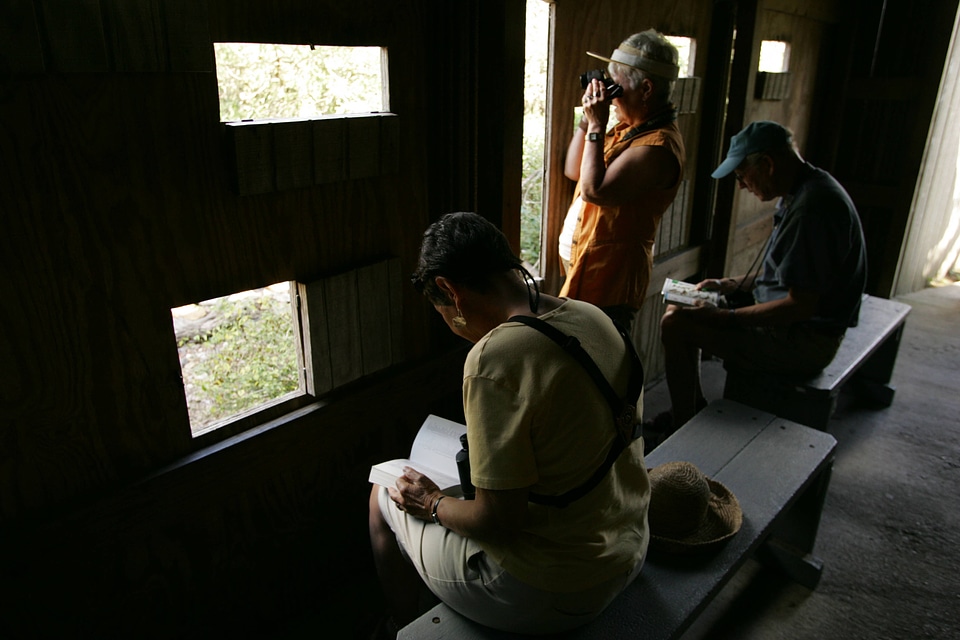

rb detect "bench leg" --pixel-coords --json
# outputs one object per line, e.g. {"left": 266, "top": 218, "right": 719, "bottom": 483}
{"left": 760, "top": 460, "right": 834, "bottom": 588}
{"left": 759, "top": 539, "right": 824, "bottom": 590}
{"left": 850, "top": 377, "right": 896, "bottom": 408}
{"left": 724, "top": 372, "right": 835, "bottom": 431}
{"left": 849, "top": 322, "right": 905, "bottom": 408}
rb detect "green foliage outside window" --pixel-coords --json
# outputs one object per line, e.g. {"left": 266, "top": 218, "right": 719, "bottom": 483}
{"left": 175, "top": 289, "right": 299, "bottom": 433}
{"left": 520, "top": 0, "right": 549, "bottom": 269}
{"left": 214, "top": 43, "right": 384, "bottom": 122}
{"left": 520, "top": 115, "right": 545, "bottom": 268}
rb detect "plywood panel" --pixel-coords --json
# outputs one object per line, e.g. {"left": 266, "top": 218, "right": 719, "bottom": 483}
{"left": 164, "top": 0, "right": 214, "bottom": 72}
{"left": 38, "top": 0, "right": 109, "bottom": 72}
{"left": 298, "top": 280, "right": 334, "bottom": 395}
{"left": 347, "top": 115, "right": 381, "bottom": 179}
{"left": 0, "top": 0, "right": 46, "bottom": 73}
{"left": 670, "top": 179, "right": 689, "bottom": 252}
{"left": 380, "top": 112, "right": 401, "bottom": 175}
{"left": 0, "top": 0, "right": 447, "bottom": 509}
{"left": 0, "top": 1, "right": 570, "bottom": 636}
{"left": 357, "top": 261, "right": 394, "bottom": 374}
{"left": 226, "top": 114, "right": 399, "bottom": 194}
{"left": 313, "top": 117, "right": 348, "bottom": 183}
{"left": 388, "top": 257, "right": 406, "bottom": 363}
{"left": 724, "top": 5, "right": 832, "bottom": 279}
{"left": 323, "top": 270, "right": 363, "bottom": 387}
{"left": 275, "top": 119, "right": 314, "bottom": 191}
{"left": 226, "top": 121, "right": 275, "bottom": 195}
{"left": 101, "top": 0, "right": 167, "bottom": 72}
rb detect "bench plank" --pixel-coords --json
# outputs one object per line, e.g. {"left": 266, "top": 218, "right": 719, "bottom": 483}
{"left": 398, "top": 400, "right": 836, "bottom": 640}
{"left": 802, "top": 295, "right": 910, "bottom": 393}
{"left": 724, "top": 295, "right": 911, "bottom": 429}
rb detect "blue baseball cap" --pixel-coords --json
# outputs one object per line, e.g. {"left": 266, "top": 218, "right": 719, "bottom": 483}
{"left": 711, "top": 121, "right": 790, "bottom": 179}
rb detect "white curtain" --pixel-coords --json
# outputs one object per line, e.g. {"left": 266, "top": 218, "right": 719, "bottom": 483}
{"left": 894, "top": 5, "right": 960, "bottom": 295}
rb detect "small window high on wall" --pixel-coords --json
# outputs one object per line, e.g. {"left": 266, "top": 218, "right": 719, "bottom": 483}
{"left": 759, "top": 40, "right": 790, "bottom": 72}
{"left": 213, "top": 43, "right": 386, "bottom": 122}
{"left": 756, "top": 40, "right": 792, "bottom": 101}
{"left": 665, "top": 36, "right": 695, "bottom": 78}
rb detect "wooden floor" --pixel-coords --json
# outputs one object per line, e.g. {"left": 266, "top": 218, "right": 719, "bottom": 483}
{"left": 673, "top": 283, "right": 960, "bottom": 640}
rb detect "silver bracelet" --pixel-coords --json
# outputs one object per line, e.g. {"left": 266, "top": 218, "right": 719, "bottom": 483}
{"left": 431, "top": 495, "right": 446, "bottom": 526}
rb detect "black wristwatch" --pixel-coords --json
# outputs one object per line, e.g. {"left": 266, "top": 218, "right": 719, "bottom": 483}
{"left": 586, "top": 132, "right": 602, "bottom": 143}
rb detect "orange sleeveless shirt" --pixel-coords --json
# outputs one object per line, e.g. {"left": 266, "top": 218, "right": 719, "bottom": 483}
{"left": 559, "top": 120, "right": 685, "bottom": 309}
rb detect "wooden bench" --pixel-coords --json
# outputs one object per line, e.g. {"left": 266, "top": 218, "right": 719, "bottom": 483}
{"left": 397, "top": 399, "right": 837, "bottom": 640}
{"left": 723, "top": 294, "right": 911, "bottom": 430}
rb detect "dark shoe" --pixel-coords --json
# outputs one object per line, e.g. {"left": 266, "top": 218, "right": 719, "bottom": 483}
{"left": 368, "top": 615, "right": 399, "bottom": 640}
{"left": 645, "top": 409, "right": 674, "bottom": 433}
{"left": 642, "top": 410, "right": 675, "bottom": 454}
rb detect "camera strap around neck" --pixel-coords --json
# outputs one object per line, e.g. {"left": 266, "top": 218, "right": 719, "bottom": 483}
{"left": 508, "top": 315, "right": 645, "bottom": 508}
{"left": 616, "top": 104, "right": 678, "bottom": 147}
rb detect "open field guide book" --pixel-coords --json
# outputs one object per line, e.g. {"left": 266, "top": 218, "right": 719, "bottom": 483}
{"left": 661, "top": 277, "right": 720, "bottom": 308}
{"left": 368, "top": 414, "right": 467, "bottom": 495}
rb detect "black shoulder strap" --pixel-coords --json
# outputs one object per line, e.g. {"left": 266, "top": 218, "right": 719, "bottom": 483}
{"left": 508, "top": 315, "right": 645, "bottom": 508}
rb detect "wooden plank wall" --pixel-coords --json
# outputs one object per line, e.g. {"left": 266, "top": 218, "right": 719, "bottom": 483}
{"left": 721, "top": 1, "right": 842, "bottom": 283}
{"left": 541, "top": 0, "right": 921, "bottom": 378}
{"left": 724, "top": 0, "right": 957, "bottom": 299}
{"left": 0, "top": 0, "right": 432, "bottom": 501}
{"left": 0, "top": 0, "right": 950, "bottom": 635}
{"left": 826, "top": 0, "right": 959, "bottom": 297}
{"left": 0, "top": 0, "right": 524, "bottom": 636}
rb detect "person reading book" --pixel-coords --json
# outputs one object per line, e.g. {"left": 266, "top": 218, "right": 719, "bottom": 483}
{"left": 368, "top": 212, "right": 649, "bottom": 637}
{"left": 652, "top": 121, "right": 867, "bottom": 438}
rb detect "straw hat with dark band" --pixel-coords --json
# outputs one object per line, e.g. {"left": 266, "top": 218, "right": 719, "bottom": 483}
{"left": 647, "top": 461, "right": 742, "bottom": 554}
{"left": 587, "top": 42, "right": 680, "bottom": 80}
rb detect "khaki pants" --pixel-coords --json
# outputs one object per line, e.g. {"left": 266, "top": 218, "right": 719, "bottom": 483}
{"left": 376, "top": 486, "right": 643, "bottom": 635}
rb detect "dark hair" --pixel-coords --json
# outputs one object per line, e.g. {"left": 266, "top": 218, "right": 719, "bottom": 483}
{"left": 411, "top": 212, "right": 538, "bottom": 310}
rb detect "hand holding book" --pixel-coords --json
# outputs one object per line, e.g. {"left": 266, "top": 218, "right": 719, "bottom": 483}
{"left": 387, "top": 465, "right": 446, "bottom": 522}
{"left": 369, "top": 415, "right": 468, "bottom": 497}
{"left": 661, "top": 278, "right": 721, "bottom": 308}
{"left": 661, "top": 277, "right": 754, "bottom": 309}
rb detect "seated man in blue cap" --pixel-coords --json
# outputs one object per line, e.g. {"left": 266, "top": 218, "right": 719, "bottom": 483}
{"left": 651, "top": 120, "right": 867, "bottom": 437}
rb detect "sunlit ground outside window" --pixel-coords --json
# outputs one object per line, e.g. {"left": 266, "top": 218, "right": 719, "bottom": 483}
{"left": 172, "top": 283, "right": 301, "bottom": 436}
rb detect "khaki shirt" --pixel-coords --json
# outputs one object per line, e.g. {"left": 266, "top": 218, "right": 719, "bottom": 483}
{"left": 463, "top": 300, "right": 649, "bottom": 592}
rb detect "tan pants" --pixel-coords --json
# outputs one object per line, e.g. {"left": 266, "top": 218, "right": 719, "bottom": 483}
{"left": 376, "top": 486, "right": 643, "bottom": 635}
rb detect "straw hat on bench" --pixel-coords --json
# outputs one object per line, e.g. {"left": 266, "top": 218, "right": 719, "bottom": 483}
{"left": 647, "top": 461, "right": 743, "bottom": 555}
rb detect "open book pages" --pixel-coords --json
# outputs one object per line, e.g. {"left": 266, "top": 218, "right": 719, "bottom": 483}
{"left": 368, "top": 414, "right": 467, "bottom": 496}
{"left": 661, "top": 278, "right": 720, "bottom": 308}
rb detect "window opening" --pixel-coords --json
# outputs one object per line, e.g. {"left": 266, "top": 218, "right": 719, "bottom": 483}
{"left": 520, "top": 0, "right": 550, "bottom": 271}
{"left": 665, "top": 35, "right": 695, "bottom": 77}
{"left": 172, "top": 282, "right": 303, "bottom": 437}
{"left": 214, "top": 43, "right": 385, "bottom": 122}
{"left": 758, "top": 40, "right": 790, "bottom": 72}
